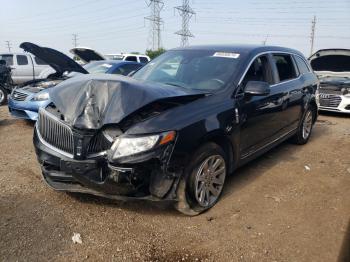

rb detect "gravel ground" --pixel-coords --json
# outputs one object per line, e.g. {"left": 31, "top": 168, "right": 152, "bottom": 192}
{"left": 0, "top": 106, "right": 349, "bottom": 262}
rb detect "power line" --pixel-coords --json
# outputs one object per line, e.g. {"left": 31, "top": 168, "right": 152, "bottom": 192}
{"left": 72, "top": 34, "right": 78, "bottom": 48}
{"left": 5, "top": 41, "right": 12, "bottom": 52}
{"left": 145, "top": 0, "right": 164, "bottom": 51}
{"left": 310, "top": 16, "right": 316, "bottom": 55}
{"left": 174, "top": 0, "right": 196, "bottom": 47}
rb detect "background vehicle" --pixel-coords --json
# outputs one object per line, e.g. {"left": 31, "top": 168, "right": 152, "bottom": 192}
{"left": 33, "top": 45, "right": 318, "bottom": 215}
{"left": 310, "top": 49, "right": 350, "bottom": 114}
{"left": 0, "top": 53, "right": 54, "bottom": 84}
{"left": 9, "top": 42, "right": 144, "bottom": 120}
{"left": 104, "top": 53, "right": 150, "bottom": 63}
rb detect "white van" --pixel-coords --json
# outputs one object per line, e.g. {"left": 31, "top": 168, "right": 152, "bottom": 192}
{"left": 0, "top": 53, "right": 54, "bottom": 84}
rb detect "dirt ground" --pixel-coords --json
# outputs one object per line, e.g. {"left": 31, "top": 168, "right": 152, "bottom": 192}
{"left": 0, "top": 106, "right": 349, "bottom": 262}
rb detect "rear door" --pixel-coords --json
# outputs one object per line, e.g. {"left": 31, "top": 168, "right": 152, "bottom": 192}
{"left": 270, "top": 53, "right": 304, "bottom": 132}
{"left": 238, "top": 53, "right": 287, "bottom": 158}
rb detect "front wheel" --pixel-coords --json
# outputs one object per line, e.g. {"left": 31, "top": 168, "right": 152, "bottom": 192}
{"left": 175, "top": 143, "right": 227, "bottom": 216}
{"left": 0, "top": 85, "right": 8, "bottom": 106}
{"left": 292, "top": 106, "right": 315, "bottom": 145}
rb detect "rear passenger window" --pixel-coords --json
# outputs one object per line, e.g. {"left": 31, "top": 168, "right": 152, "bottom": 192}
{"left": 273, "top": 54, "right": 297, "bottom": 82}
{"left": 125, "top": 56, "right": 137, "bottom": 62}
{"left": 139, "top": 57, "right": 149, "bottom": 63}
{"left": 242, "top": 55, "right": 274, "bottom": 86}
{"left": 34, "top": 56, "right": 48, "bottom": 65}
{"left": 17, "top": 55, "right": 28, "bottom": 65}
{"left": 294, "top": 56, "right": 310, "bottom": 75}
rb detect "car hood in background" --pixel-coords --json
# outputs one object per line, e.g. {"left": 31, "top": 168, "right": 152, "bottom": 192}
{"left": 20, "top": 42, "right": 88, "bottom": 76}
{"left": 309, "top": 49, "right": 350, "bottom": 73}
{"left": 50, "top": 74, "right": 208, "bottom": 130}
{"left": 69, "top": 47, "right": 105, "bottom": 63}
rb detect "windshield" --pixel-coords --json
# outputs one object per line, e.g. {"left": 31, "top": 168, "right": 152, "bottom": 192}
{"left": 133, "top": 50, "right": 240, "bottom": 91}
{"left": 83, "top": 62, "right": 113, "bottom": 74}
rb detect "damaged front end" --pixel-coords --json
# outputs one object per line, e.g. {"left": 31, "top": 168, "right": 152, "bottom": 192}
{"left": 34, "top": 75, "right": 206, "bottom": 201}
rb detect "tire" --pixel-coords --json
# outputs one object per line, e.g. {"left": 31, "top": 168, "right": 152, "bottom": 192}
{"left": 292, "top": 106, "right": 315, "bottom": 145}
{"left": 0, "top": 85, "right": 8, "bottom": 106}
{"left": 174, "top": 142, "right": 227, "bottom": 216}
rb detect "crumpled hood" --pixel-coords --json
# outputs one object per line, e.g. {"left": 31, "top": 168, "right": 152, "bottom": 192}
{"left": 20, "top": 42, "right": 88, "bottom": 76}
{"left": 50, "top": 74, "right": 207, "bottom": 130}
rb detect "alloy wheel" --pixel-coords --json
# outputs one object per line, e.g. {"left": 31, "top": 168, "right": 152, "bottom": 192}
{"left": 302, "top": 110, "right": 313, "bottom": 140}
{"left": 194, "top": 155, "right": 226, "bottom": 207}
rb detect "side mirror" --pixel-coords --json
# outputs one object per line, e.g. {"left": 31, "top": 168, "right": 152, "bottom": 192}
{"left": 244, "top": 81, "right": 270, "bottom": 96}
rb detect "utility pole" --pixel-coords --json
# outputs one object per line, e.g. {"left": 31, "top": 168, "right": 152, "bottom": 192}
{"left": 72, "top": 34, "right": 78, "bottom": 48}
{"left": 5, "top": 41, "right": 12, "bottom": 52}
{"left": 262, "top": 34, "right": 269, "bottom": 46}
{"left": 145, "top": 0, "right": 164, "bottom": 51}
{"left": 310, "top": 16, "right": 316, "bottom": 56}
{"left": 175, "top": 0, "right": 195, "bottom": 47}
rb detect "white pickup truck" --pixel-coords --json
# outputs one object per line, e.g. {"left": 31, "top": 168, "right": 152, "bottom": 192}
{"left": 0, "top": 53, "right": 54, "bottom": 84}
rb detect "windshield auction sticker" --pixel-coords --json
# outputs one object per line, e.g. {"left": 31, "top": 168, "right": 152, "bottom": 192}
{"left": 213, "top": 52, "right": 240, "bottom": 59}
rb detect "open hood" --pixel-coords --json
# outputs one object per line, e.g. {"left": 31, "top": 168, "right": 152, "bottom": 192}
{"left": 70, "top": 47, "right": 105, "bottom": 63}
{"left": 50, "top": 74, "right": 207, "bottom": 130}
{"left": 20, "top": 42, "right": 88, "bottom": 76}
{"left": 309, "top": 49, "right": 350, "bottom": 73}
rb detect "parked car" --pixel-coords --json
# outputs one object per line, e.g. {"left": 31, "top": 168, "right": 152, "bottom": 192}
{"left": 309, "top": 49, "right": 350, "bottom": 114}
{"left": 9, "top": 42, "right": 144, "bottom": 121}
{"left": 33, "top": 45, "right": 318, "bottom": 215}
{"left": 0, "top": 52, "right": 54, "bottom": 84}
{"left": 104, "top": 53, "right": 150, "bottom": 63}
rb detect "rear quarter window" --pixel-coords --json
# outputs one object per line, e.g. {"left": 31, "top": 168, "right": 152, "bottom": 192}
{"left": 0, "top": 54, "right": 13, "bottom": 65}
{"left": 294, "top": 56, "right": 310, "bottom": 75}
{"left": 34, "top": 56, "right": 48, "bottom": 65}
{"left": 17, "top": 55, "right": 28, "bottom": 65}
{"left": 139, "top": 57, "right": 149, "bottom": 63}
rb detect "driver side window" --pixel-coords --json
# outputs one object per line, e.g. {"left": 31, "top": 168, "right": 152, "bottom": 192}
{"left": 241, "top": 55, "right": 274, "bottom": 88}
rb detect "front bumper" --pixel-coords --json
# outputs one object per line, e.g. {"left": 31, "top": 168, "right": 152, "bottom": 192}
{"left": 34, "top": 127, "right": 179, "bottom": 201}
{"left": 316, "top": 94, "right": 350, "bottom": 113}
{"left": 8, "top": 96, "right": 50, "bottom": 120}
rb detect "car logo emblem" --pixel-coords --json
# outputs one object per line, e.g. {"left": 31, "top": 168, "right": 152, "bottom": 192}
{"left": 319, "top": 94, "right": 330, "bottom": 99}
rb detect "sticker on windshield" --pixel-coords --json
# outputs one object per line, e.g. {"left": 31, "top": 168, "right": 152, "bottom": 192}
{"left": 213, "top": 52, "right": 240, "bottom": 59}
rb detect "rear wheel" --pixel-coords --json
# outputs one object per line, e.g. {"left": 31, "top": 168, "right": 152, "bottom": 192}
{"left": 175, "top": 143, "right": 227, "bottom": 216}
{"left": 0, "top": 85, "right": 8, "bottom": 106}
{"left": 292, "top": 106, "right": 315, "bottom": 145}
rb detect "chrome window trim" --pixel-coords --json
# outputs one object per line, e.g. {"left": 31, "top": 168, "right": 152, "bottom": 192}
{"left": 238, "top": 51, "right": 310, "bottom": 87}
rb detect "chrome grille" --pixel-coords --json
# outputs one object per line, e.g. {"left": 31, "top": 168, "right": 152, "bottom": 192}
{"left": 319, "top": 94, "right": 342, "bottom": 108}
{"left": 37, "top": 109, "right": 74, "bottom": 155}
{"left": 11, "top": 90, "right": 28, "bottom": 101}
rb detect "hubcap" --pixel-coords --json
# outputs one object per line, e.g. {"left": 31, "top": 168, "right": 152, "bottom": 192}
{"left": 194, "top": 155, "right": 226, "bottom": 207}
{"left": 302, "top": 110, "right": 313, "bottom": 139}
{"left": 0, "top": 89, "right": 4, "bottom": 103}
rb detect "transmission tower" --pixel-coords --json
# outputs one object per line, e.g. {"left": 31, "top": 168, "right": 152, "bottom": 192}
{"left": 5, "top": 41, "right": 12, "bottom": 52}
{"left": 310, "top": 16, "right": 316, "bottom": 56}
{"left": 72, "top": 34, "right": 78, "bottom": 48}
{"left": 145, "top": 0, "right": 164, "bottom": 51}
{"left": 175, "top": 0, "right": 195, "bottom": 47}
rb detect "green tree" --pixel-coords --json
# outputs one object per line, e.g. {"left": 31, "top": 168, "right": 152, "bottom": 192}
{"left": 146, "top": 48, "right": 166, "bottom": 60}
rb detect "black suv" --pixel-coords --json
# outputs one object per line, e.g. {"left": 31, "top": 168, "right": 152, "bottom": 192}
{"left": 34, "top": 45, "right": 318, "bottom": 215}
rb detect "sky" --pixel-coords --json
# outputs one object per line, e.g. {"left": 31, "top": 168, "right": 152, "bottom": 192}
{"left": 0, "top": 0, "right": 349, "bottom": 57}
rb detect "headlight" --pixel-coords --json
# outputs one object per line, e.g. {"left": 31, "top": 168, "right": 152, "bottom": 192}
{"left": 31, "top": 92, "right": 49, "bottom": 101}
{"left": 110, "top": 131, "right": 176, "bottom": 160}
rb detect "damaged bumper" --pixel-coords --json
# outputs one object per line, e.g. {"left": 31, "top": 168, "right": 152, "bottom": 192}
{"left": 316, "top": 93, "right": 350, "bottom": 113}
{"left": 33, "top": 127, "right": 179, "bottom": 201}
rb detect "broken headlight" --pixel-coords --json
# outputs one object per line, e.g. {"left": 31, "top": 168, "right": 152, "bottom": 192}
{"left": 109, "top": 131, "right": 176, "bottom": 160}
